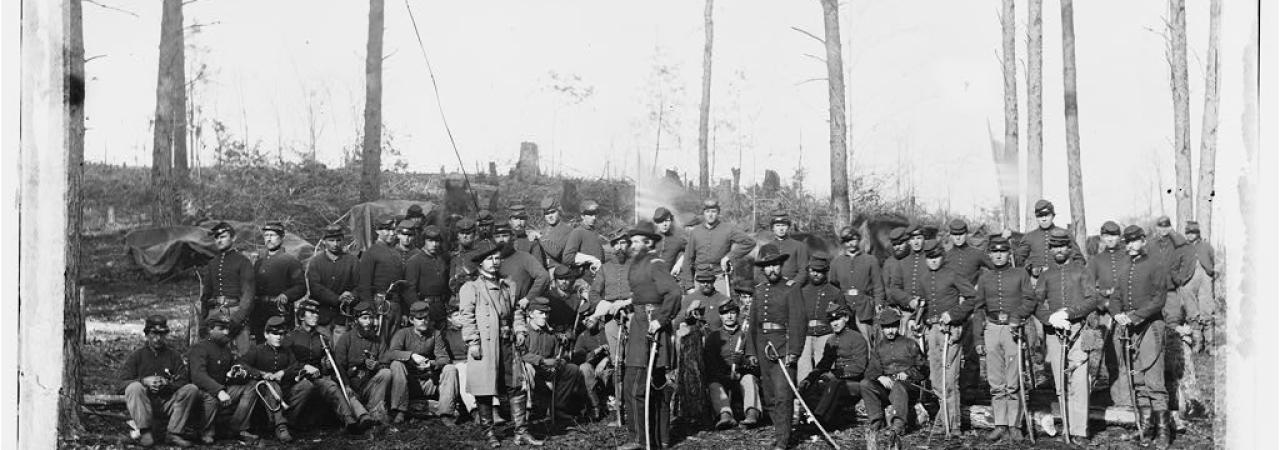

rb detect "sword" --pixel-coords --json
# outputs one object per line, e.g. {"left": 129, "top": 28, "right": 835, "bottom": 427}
{"left": 764, "top": 341, "right": 840, "bottom": 449}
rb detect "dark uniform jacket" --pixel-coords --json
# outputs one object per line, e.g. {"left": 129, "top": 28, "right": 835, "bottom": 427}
{"left": 571, "top": 327, "right": 611, "bottom": 366}
{"left": 187, "top": 339, "right": 239, "bottom": 395}
{"left": 333, "top": 329, "right": 386, "bottom": 383}
{"left": 655, "top": 229, "right": 687, "bottom": 275}
{"left": 238, "top": 343, "right": 302, "bottom": 384}
{"left": 1110, "top": 250, "right": 1168, "bottom": 325}
{"left": 512, "top": 233, "right": 547, "bottom": 268}
{"left": 1087, "top": 248, "right": 1128, "bottom": 310}
{"left": 1014, "top": 226, "right": 1084, "bottom": 271}
{"left": 800, "top": 281, "right": 848, "bottom": 336}
{"left": 546, "top": 280, "right": 590, "bottom": 330}
{"left": 500, "top": 249, "right": 551, "bottom": 302}
{"left": 830, "top": 251, "right": 885, "bottom": 324}
{"left": 684, "top": 221, "right": 755, "bottom": 275}
{"left": 382, "top": 327, "right": 451, "bottom": 368}
{"left": 357, "top": 241, "right": 418, "bottom": 302}
{"left": 917, "top": 266, "right": 978, "bottom": 325}
{"left": 886, "top": 252, "right": 928, "bottom": 308}
{"left": 944, "top": 243, "right": 994, "bottom": 285}
{"left": 870, "top": 336, "right": 926, "bottom": 382}
{"left": 448, "top": 240, "right": 495, "bottom": 293}
{"left": 1033, "top": 260, "right": 1099, "bottom": 324}
{"left": 812, "top": 328, "right": 878, "bottom": 381}
{"left": 305, "top": 252, "right": 359, "bottom": 326}
{"left": 623, "top": 252, "right": 682, "bottom": 368}
{"left": 120, "top": 345, "right": 188, "bottom": 392}
{"left": 1148, "top": 233, "right": 1195, "bottom": 289}
{"left": 522, "top": 327, "right": 564, "bottom": 363}
{"left": 1187, "top": 237, "right": 1215, "bottom": 277}
{"left": 539, "top": 222, "right": 575, "bottom": 267}
{"left": 753, "top": 236, "right": 810, "bottom": 285}
{"left": 680, "top": 290, "right": 730, "bottom": 331}
{"left": 703, "top": 324, "right": 750, "bottom": 381}
{"left": 744, "top": 279, "right": 807, "bottom": 359}
{"left": 282, "top": 327, "right": 334, "bottom": 374}
{"left": 254, "top": 250, "right": 306, "bottom": 301}
{"left": 200, "top": 249, "right": 256, "bottom": 321}
{"left": 564, "top": 225, "right": 607, "bottom": 266}
{"left": 967, "top": 264, "right": 1036, "bottom": 347}
{"left": 405, "top": 250, "right": 452, "bottom": 302}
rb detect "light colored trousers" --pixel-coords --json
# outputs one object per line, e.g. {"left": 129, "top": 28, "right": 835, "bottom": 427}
{"left": 388, "top": 360, "right": 459, "bottom": 415}
{"left": 797, "top": 333, "right": 833, "bottom": 386}
{"left": 925, "top": 324, "right": 962, "bottom": 429}
{"left": 124, "top": 382, "right": 199, "bottom": 435}
{"left": 1046, "top": 324, "right": 1090, "bottom": 437}
{"left": 708, "top": 374, "right": 762, "bottom": 415}
{"left": 982, "top": 323, "right": 1023, "bottom": 427}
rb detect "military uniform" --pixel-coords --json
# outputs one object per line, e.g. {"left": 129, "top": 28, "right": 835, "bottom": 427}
{"left": 796, "top": 253, "right": 849, "bottom": 385}
{"left": 187, "top": 313, "right": 253, "bottom": 441}
{"left": 1033, "top": 229, "right": 1100, "bottom": 440}
{"left": 652, "top": 207, "right": 690, "bottom": 289}
{"left": 304, "top": 225, "right": 359, "bottom": 330}
{"left": 331, "top": 302, "right": 394, "bottom": 421}
{"left": 683, "top": 199, "right": 755, "bottom": 294}
{"left": 509, "top": 204, "right": 548, "bottom": 267}
{"left": 703, "top": 300, "right": 762, "bottom": 428}
{"left": 538, "top": 198, "right": 575, "bottom": 268}
{"left": 830, "top": 226, "right": 885, "bottom": 338}
{"left": 1109, "top": 226, "right": 1171, "bottom": 442}
{"left": 199, "top": 222, "right": 256, "bottom": 352}
{"left": 965, "top": 237, "right": 1036, "bottom": 437}
{"left": 621, "top": 223, "right": 682, "bottom": 450}
{"left": 562, "top": 201, "right": 607, "bottom": 272}
{"left": 120, "top": 316, "right": 199, "bottom": 446}
{"left": 1182, "top": 221, "right": 1215, "bottom": 352}
{"left": 523, "top": 298, "right": 589, "bottom": 423}
{"left": 235, "top": 317, "right": 315, "bottom": 442}
{"left": 753, "top": 212, "right": 810, "bottom": 286}
{"left": 743, "top": 244, "right": 807, "bottom": 449}
{"left": 250, "top": 222, "right": 307, "bottom": 342}
{"left": 861, "top": 309, "right": 928, "bottom": 433}
{"left": 1013, "top": 200, "right": 1086, "bottom": 278}
{"left": 382, "top": 302, "right": 459, "bottom": 419}
{"left": 404, "top": 225, "right": 453, "bottom": 324}
{"left": 804, "top": 304, "right": 878, "bottom": 427}
{"left": 915, "top": 239, "right": 976, "bottom": 434}
{"left": 283, "top": 300, "right": 377, "bottom": 431}
{"left": 571, "top": 321, "right": 614, "bottom": 419}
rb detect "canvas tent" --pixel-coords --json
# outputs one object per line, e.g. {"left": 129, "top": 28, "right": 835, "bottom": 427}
{"left": 124, "top": 220, "right": 314, "bottom": 277}
{"left": 345, "top": 200, "right": 438, "bottom": 254}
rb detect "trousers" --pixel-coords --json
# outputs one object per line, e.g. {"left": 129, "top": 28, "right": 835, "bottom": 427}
{"left": 624, "top": 365, "right": 671, "bottom": 447}
{"left": 1109, "top": 319, "right": 1168, "bottom": 411}
{"left": 796, "top": 333, "right": 833, "bottom": 385}
{"left": 1046, "top": 324, "right": 1090, "bottom": 437}
{"left": 388, "top": 361, "right": 459, "bottom": 415}
{"left": 759, "top": 350, "right": 796, "bottom": 448}
{"left": 309, "top": 377, "right": 369, "bottom": 425}
{"left": 983, "top": 323, "right": 1023, "bottom": 427}
{"left": 925, "top": 324, "right": 962, "bottom": 429}
{"left": 233, "top": 379, "right": 315, "bottom": 430}
{"left": 810, "top": 374, "right": 870, "bottom": 425}
{"left": 708, "top": 374, "right": 761, "bottom": 416}
{"left": 860, "top": 378, "right": 919, "bottom": 428}
{"left": 125, "top": 382, "right": 199, "bottom": 435}
{"left": 197, "top": 384, "right": 251, "bottom": 436}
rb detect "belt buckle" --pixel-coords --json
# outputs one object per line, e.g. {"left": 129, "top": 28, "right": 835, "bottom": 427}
{"left": 997, "top": 312, "right": 1008, "bottom": 323}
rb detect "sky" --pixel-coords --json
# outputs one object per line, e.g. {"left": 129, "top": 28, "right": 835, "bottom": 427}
{"left": 82, "top": 0, "right": 1255, "bottom": 236}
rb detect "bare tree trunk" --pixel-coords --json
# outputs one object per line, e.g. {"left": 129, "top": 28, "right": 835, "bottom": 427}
{"left": 61, "top": 0, "right": 86, "bottom": 437}
{"left": 361, "top": 0, "right": 385, "bottom": 202}
{"left": 697, "top": 0, "right": 714, "bottom": 196}
{"left": 1196, "top": 0, "right": 1222, "bottom": 239}
{"left": 150, "top": 0, "right": 184, "bottom": 226}
{"left": 1168, "top": 0, "right": 1193, "bottom": 226}
{"left": 171, "top": 3, "right": 188, "bottom": 193}
{"left": 1061, "top": 0, "right": 1086, "bottom": 247}
{"left": 821, "top": 0, "right": 850, "bottom": 227}
{"left": 1000, "top": 0, "right": 1020, "bottom": 230}
{"left": 1026, "top": 0, "right": 1044, "bottom": 230}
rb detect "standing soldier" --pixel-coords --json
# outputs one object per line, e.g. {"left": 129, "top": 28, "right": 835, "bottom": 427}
{"left": 357, "top": 218, "right": 414, "bottom": 339}
{"left": 403, "top": 204, "right": 428, "bottom": 249}
{"left": 120, "top": 315, "right": 200, "bottom": 447}
{"left": 796, "top": 253, "right": 848, "bottom": 388}
{"left": 1147, "top": 216, "right": 1199, "bottom": 426}
{"left": 305, "top": 224, "right": 359, "bottom": 339}
{"left": 753, "top": 211, "right": 810, "bottom": 286}
{"left": 830, "top": 226, "right": 885, "bottom": 339}
{"left": 459, "top": 245, "right": 540, "bottom": 447}
{"left": 862, "top": 309, "right": 928, "bottom": 440}
{"left": 283, "top": 300, "right": 379, "bottom": 433}
{"left": 383, "top": 301, "right": 460, "bottom": 424}
{"left": 800, "top": 303, "right": 875, "bottom": 429}
{"left": 188, "top": 313, "right": 255, "bottom": 443}
{"left": 448, "top": 219, "right": 492, "bottom": 293}
{"left": 618, "top": 222, "right": 682, "bottom": 450}
{"left": 563, "top": 200, "right": 607, "bottom": 274}
{"left": 507, "top": 204, "right": 547, "bottom": 265}
{"left": 743, "top": 244, "right": 806, "bottom": 450}
{"left": 684, "top": 198, "right": 756, "bottom": 294}
{"left": 477, "top": 210, "right": 497, "bottom": 242}
{"left": 918, "top": 239, "right": 977, "bottom": 439}
{"left": 968, "top": 236, "right": 1036, "bottom": 442}
{"left": 1110, "top": 226, "right": 1172, "bottom": 445}
{"left": 1090, "top": 221, "right": 1126, "bottom": 396}
{"left": 1181, "top": 221, "right": 1214, "bottom": 353}
{"left": 588, "top": 231, "right": 633, "bottom": 364}
{"left": 405, "top": 225, "right": 453, "bottom": 328}
{"left": 652, "top": 207, "right": 689, "bottom": 288}
{"left": 944, "top": 219, "right": 994, "bottom": 285}
{"left": 332, "top": 301, "right": 395, "bottom": 423}
{"left": 539, "top": 198, "right": 575, "bottom": 269}
{"left": 703, "top": 300, "right": 763, "bottom": 429}
{"left": 199, "top": 222, "right": 255, "bottom": 353}
{"left": 1035, "top": 229, "right": 1100, "bottom": 443}
{"left": 234, "top": 316, "right": 316, "bottom": 443}
{"left": 252, "top": 222, "right": 307, "bottom": 342}
{"left": 880, "top": 227, "right": 911, "bottom": 314}
{"left": 1014, "top": 200, "right": 1086, "bottom": 282}
{"left": 887, "top": 226, "right": 929, "bottom": 333}
{"left": 493, "top": 223, "right": 552, "bottom": 310}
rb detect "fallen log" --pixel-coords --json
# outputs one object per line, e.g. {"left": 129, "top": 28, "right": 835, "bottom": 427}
{"left": 964, "top": 404, "right": 1139, "bottom": 435}
{"left": 83, "top": 394, "right": 124, "bottom": 406}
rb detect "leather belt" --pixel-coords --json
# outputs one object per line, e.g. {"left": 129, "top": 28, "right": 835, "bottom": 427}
{"left": 498, "top": 326, "right": 513, "bottom": 339}
{"left": 986, "top": 312, "right": 1014, "bottom": 325}
{"left": 807, "top": 319, "right": 830, "bottom": 327}
{"left": 760, "top": 322, "right": 785, "bottom": 331}
{"left": 214, "top": 296, "right": 236, "bottom": 307}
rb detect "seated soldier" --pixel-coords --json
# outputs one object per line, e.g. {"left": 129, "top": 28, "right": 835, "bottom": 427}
{"left": 571, "top": 315, "right": 614, "bottom": 421}
{"left": 801, "top": 304, "right": 875, "bottom": 428}
{"left": 383, "top": 301, "right": 459, "bottom": 424}
{"left": 522, "top": 297, "right": 588, "bottom": 429}
{"left": 188, "top": 313, "right": 255, "bottom": 443}
{"left": 545, "top": 265, "right": 592, "bottom": 331}
{"left": 282, "top": 299, "right": 379, "bottom": 434}
{"left": 120, "top": 315, "right": 199, "bottom": 447}
{"left": 234, "top": 316, "right": 316, "bottom": 443}
{"left": 332, "top": 301, "right": 395, "bottom": 423}
{"left": 861, "top": 309, "right": 928, "bottom": 440}
{"left": 703, "top": 300, "right": 763, "bottom": 429}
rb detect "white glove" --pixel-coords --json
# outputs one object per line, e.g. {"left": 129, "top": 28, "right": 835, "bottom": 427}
{"left": 1114, "top": 313, "right": 1133, "bottom": 326}
{"left": 939, "top": 311, "right": 952, "bottom": 325}
{"left": 1048, "top": 310, "right": 1070, "bottom": 330}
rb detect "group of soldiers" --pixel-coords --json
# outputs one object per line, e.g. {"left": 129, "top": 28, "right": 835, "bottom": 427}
{"left": 118, "top": 197, "right": 1215, "bottom": 449}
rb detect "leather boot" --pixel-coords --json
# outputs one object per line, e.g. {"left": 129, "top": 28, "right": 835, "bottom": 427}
{"left": 1008, "top": 425, "right": 1023, "bottom": 442}
{"left": 1120, "top": 407, "right": 1151, "bottom": 441}
{"left": 510, "top": 392, "right": 545, "bottom": 446}
{"left": 742, "top": 407, "right": 761, "bottom": 426}
{"left": 715, "top": 411, "right": 737, "bottom": 430}
{"left": 476, "top": 402, "right": 500, "bottom": 448}
{"left": 1156, "top": 411, "right": 1175, "bottom": 447}
{"left": 985, "top": 425, "right": 1006, "bottom": 442}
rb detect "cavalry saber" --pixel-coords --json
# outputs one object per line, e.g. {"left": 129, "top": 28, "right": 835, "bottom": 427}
{"left": 615, "top": 309, "right": 629, "bottom": 426}
{"left": 1055, "top": 329, "right": 1072, "bottom": 444}
{"left": 1119, "top": 325, "right": 1143, "bottom": 437}
{"left": 1015, "top": 328, "right": 1035, "bottom": 443}
{"left": 764, "top": 341, "right": 840, "bottom": 450}
{"left": 643, "top": 305, "right": 657, "bottom": 450}
{"left": 940, "top": 326, "right": 952, "bottom": 437}
{"left": 319, "top": 334, "right": 355, "bottom": 412}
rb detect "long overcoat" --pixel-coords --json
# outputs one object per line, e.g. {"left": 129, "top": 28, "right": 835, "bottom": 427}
{"left": 459, "top": 275, "right": 528, "bottom": 396}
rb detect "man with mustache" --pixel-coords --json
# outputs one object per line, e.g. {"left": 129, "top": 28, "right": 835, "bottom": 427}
{"left": 305, "top": 224, "right": 359, "bottom": 339}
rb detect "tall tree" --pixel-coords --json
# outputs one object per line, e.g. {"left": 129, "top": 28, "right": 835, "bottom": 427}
{"left": 361, "top": 0, "right": 385, "bottom": 202}
{"left": 1196, "top": 0, "right": 1222, "bottom": 239}
{"left": 697, "top": 0, "right": 714, "bottom": 196}
{"left": 820, "top": 0, "right": 850, "bottom": 226}
{"left": 1168, "top": 0, "right": 1192, "bottom": 225}
{"left": 1061, "top": 0, "right": 1086, "bottom": 247}
{"left": 150, "top": 0, "right": 185, "bottom": 226}
{"left": 1026, "top": 0, "right": 1044, "bottom": 229}
{"left": 61, "top": 0, "right": 86, "bottom": 437}
{"left": 999, "top": 0, "right": 1019, "bottom": 230}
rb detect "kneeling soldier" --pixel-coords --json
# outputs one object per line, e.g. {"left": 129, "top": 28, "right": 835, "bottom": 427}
{"left": 283, "top": 299, "right": 379, "bottom": 433}
{"left": 862, "top": 309, "right": 928, "bottom": 438}
{"left": 333, "top": 301, "right": 395, "bottom": 423}
{"left": 704, "top": 299, "right": 763, "bottom": 429}
{"left": 235, "top": 316, "right": 316, "bottom": 443}
{"left": 801, "top": 304, "right": 874, "bottom": 428}
{"left": 384, "top": 301, "right": 460, "bottom": 424}
{"left": 121, "top": 315, "right": 199, "bottom": 447}
{"left": 187, "top": 313, "right": 254, "bottom": 443}
{"left": 524, "top": 297, "right": 589, "bottom": 429}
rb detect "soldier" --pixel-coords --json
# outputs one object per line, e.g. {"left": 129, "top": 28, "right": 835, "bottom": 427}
{"left": 305, "top": 224, "right": 358, "bottom": 339}
{"left": 886, "top": 226, "right": 929, "bottom": 332}
{"left": 753, "top": 211, "right": 810, "bottom": 286}
{"left": 493, "top": 223, "right": 552, "bottom": 310}
{"left": 1148, "top": 216, "right": 1200, "bottom": 426}
{"left": 830, "top": 226, "right": 885, "bottom": 339}
{"left": 683, "top": 198, "right": 756, "bottom": 294}
{"left": 862, "top": 309, "right": 928, "bottom": 439}
{"left": 507, "top": 204, "right": 547, "bottom": 265}
{"left": 943, "top": 219, "right": 994, "bottom": 285}
{"left": 681, "top": 264, "right": 732, "bottom": 331}
{"left": 572, "top": 313, "right": 615, "bottom": 420}
{"left": 383, "top": 301, "right": 460, "bottom": 424}
{"left": 618, "top": 222, "right": 682, "bottom": 450}
{"left": 448, "top": 218, "right": 490, "bottom": 293}
{"left": 563, "top": 200, "right": 607, "bottom": 273}
{"left": 546, "top": 265, "right": 592, "bottom": 331}
{"left": 332, "top": 301, "right": 395, "bottom": 423}
{"left": 880, "top": 227, "right": 911, "bottom": 319}
{"left": 234, "top": 316, "right": 317, "bottom": 443}
{"left": 703, "top": 300, "right": 763, "bottom": 429}
{"left": 1110, "top": 226, "right": 1172, "bottom": 445}
{"left": 742, "top": 243, "right": 806, "bottom": 450}
{"left": 523, "top": 297, "right": 590, "bottom": 429}
{"left": 796, "top": 253, "right": 849, "bottom": 387}
{"left": 967, "top": 236, "right": 1036, "bottom": 442}
{"left": 539, "top": 197, "right": 575, "bottom": 268}
{"left": 1014, "top": 200, "right": 1084, "bottom": 282}
{"left": 1035, "top": 229, "right": 1100, "bottom": 443}
{"left": 459, "top": 245, "right": 540, "bottom": 447}
{"left": 188, "top": 313, "right": 255, "bottom": 443}
{"left": 800, "top": 304, "right": 875, "bottom": 428}
{"left": 588, "top": 230, "right": 633, "bottom": 362}
{"left": 252, "top": 222, "right": 306, "bottom": 342}
{"left": 357, "top": 219, "right": 415, "bottom": 339}
{"left": 120, "top": 315, "right": 199, "bottom": 447}
{"left": 404, "top": 204, "right": 428, "bottom": 249}
{"left": 1181, "top": 221, "right": 1215, "bottom": 353}
{"left": 282, "top": 299, "right": 379, "bottom": 434}
{"left": 405, "top": 225, "right": 453, "bottom": 328}
{"left": 652, "top": 207, "right": 689, "bottom": 286}
{"left": 199, "top": 221, "right": 255, "bottom": 353}
{"left": 918, "top": 239, "right": 977, "bottom": 438}
{"left": 477, "top": 210, "right": 496, "bottom": 242}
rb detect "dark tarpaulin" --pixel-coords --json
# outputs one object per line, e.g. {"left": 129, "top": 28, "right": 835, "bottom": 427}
{"left": 124, "top": 220, "right": 314, "bottom": 277}
{"left": 345, "top": 200, "right": 438, "bottom": 254}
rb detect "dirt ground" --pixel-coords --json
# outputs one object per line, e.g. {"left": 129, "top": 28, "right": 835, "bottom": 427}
{"left": 65, "top": 233, "right": 1219, "bottom": 449}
